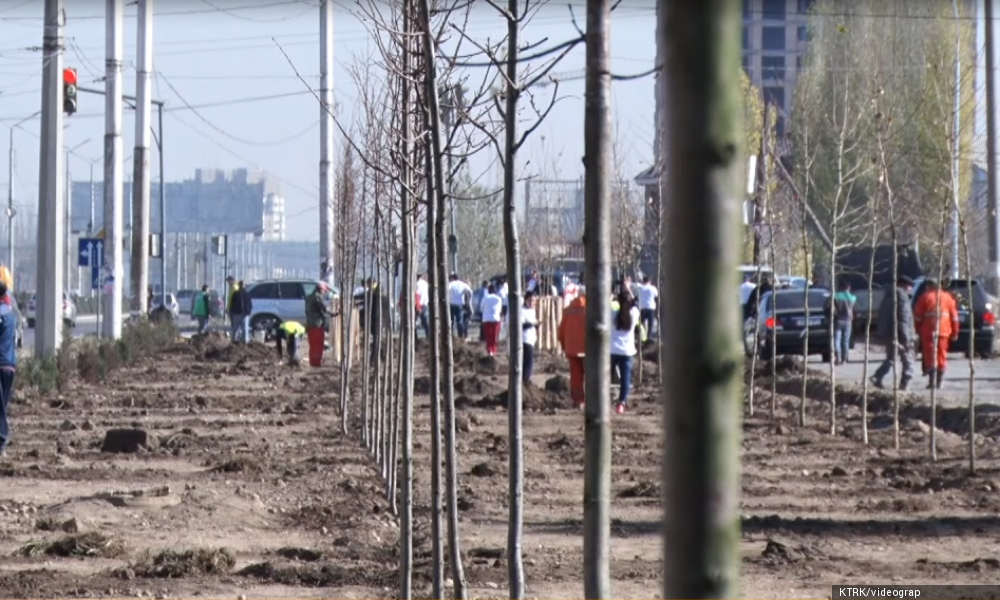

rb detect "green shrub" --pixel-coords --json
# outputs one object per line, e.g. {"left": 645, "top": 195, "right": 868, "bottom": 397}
{"left": 17, "top": 355, "right": 58, "bottom": 395}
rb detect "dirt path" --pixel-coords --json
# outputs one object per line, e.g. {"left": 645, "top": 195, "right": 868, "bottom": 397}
{"left": 3, "top": 339, "right": 1000, "bottom": 598}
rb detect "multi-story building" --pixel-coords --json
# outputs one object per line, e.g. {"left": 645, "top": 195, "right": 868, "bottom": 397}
{"left": 69, "top": 167, "right": 280, "bottom": 236}
{"left": 741, "top": 0, "right": 815, "bottom": 135}
{"left": 262, "top": 193, "right": 286, "bottom": 242}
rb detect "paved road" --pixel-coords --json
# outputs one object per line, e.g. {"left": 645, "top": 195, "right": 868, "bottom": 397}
{"left": 806, "top": 350, "right": 1000, "bottom": 408}
{"left": 20, "top": 314, "right": 202, "bottom": 353}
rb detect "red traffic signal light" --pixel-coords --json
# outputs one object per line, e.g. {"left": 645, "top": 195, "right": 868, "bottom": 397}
{"left": 63, "top": 67, "right": 77, "bottom": 115}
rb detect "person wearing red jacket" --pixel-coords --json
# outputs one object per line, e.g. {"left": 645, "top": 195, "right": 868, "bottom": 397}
{"left": 912, "top": 279, "right": 959, "bottom": 389}
{"left": 558, "top": 294, "right": 587, "bottom": 409}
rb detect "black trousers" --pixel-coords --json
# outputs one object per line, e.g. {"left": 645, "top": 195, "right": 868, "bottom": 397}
{"left": 275, "top": 332, "right": 300, "bottom": 361}
{"left": 522, "top": 343, "right": 535, "bottom": 384}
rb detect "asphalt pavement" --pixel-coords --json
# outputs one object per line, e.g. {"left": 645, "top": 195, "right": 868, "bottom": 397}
{"left": 811, "top": 349, "right": 1000, "bottom": 409}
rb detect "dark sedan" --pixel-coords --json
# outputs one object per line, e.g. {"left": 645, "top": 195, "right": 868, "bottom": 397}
{"left": 744, "top": 288, "right": 833, "bottom": 362}
{"left": 912, "top": 278, "right": 995, "bottom": 359}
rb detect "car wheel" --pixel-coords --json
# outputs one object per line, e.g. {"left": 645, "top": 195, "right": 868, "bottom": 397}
{"left": 26, "top": 318, "right": 34, "bottom": 329}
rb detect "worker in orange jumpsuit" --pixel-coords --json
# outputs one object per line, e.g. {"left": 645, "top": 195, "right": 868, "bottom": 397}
{"left": 912, "top": 279, "right": 960, "bottom": 390}
{"left": 557, "top": 293, "right": 587, "bottom": 410}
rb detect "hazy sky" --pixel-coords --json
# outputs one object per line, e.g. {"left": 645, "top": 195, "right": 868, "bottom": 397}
{"left": 0, "top": 0, "right": 657, "bottom": 242}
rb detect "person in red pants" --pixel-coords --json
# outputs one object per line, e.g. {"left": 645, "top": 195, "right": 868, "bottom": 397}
{"left": 558, "top": 293, "right": 587, "bottom": 409}
{"left": 305, "top": 281, "right": 335, "bottom": 367}
{"left": 479, "top": 283, "right": 503, "bottom": 356}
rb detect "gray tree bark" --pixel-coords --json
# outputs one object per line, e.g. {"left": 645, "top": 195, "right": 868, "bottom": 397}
{"left": 661, "top": 0, "right": 743, "bottom": 597}
{"left": 398, "top": 2, "right": 415, "bottom": 596}
{"left": 416, "top": 0, "right": 468, "bottom": 592}
{"left": 502, "top": 0, "right": 525, "bottom": 595}
{"left": 583, "top": 0, "right": 612, "bottom": 597}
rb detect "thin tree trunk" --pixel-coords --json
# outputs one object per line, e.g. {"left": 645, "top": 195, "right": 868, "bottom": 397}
{"left": 398, "top": 2, "right": 414, "bottom": 595}
{"left": 860, "top": 205, "right": 878, "bottom": 445}
{"left": 661, "top": 0, "right": 742, "bottom": 596}
{"left": 414, "top": 3, "right": 467, "bottom": 593}
{"left": 583, "top": 0, "right": 612, "bottom": 597}
{"left": 502, "top": 0, "right": 525, "bottom": 595}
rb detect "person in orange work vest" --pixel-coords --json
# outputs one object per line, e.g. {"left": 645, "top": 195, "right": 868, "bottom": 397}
{"left": 912, "top": 279, "right": 959, "bottom": 390}
{"left": 558, "top": 293, "right": 587, "bottom": 410}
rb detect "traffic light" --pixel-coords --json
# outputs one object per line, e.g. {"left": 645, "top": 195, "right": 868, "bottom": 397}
{"left": 63, "top": 68, "right": 77, "bottom": 115}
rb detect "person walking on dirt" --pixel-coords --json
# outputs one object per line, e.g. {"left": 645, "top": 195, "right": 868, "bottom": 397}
{"left": 192, "top": 284, "right": 211, "bottom": 334}
{"left": 636, "top": 276, "right": 659, "bottom": 337}
{"left": 305, "top": 281, "right": 335, "bottom": 367}
{"left": 474, "top": 281, "right": 489, "bottom": 342}
{"left": 912, "top": 279, "right": 959, "bottom": 389}
{"left": 521, "top": 291, "right": 538, "bottom": 385}
{"left": 448, "top": 273, "right": 473, "bottom": 340}
{"left": 829, "top": 280, "right": 857, "bottom": 365}
{"left": 558, "top": 293, "right": 587, "bottom": 409}
{"left": 871, "top": 275, "right": 916, "bottom": 391}
{"left": 273, "top": 320, "right": 306, "bottom": 366}
{"left": 415, "top": 273, "right": 429, "bottom": 337}
{"left": 611, "top": 291, "right": 645, "bottom": 414}
{"left": 479, "top": 284, "right": 503, "bottom": 356}
{"left": 0, "top": 282, "right": 17, "bottom": 458}
{"left": 229, "top": 281, "right": 252, "bottom": 344}
{"left": 225, "top": 276, "right": 236, "bottom": 321}
{"left": 360, "top": 282, "right": 390, "bottom": 361}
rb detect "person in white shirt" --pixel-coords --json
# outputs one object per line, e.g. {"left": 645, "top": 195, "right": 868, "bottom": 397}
{"left": 447, "top": 273, "right": 473, "bottom": 339}
{"left": 479, "top": 284, "right": 504, "bottom": 356}
{"left": 526, "top": 271, "right": 540, "bottom": 295}
{"left": 415, "top": 273, "right": 430, "bottom": 337}
{"left": 636, "top": 276, "right": 659, "bottom": 337}
{"left": 498, "top": 276, "right": 509, "bottom": 317}
{"left": 739, "top": 275, "right": 756, "bottom": 308}
{"left": 520, "top": 291, "right": 538, "bottom": 384}
{"left": 610, "top": 291, "right": 645, "bottom": 414}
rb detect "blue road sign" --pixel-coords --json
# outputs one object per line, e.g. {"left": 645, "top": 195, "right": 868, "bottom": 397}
{"left": 78, "top": 238, "right": 100, "bottom": 267}
{"left": 86, "top": 240, "right": 104, "bottom": 290}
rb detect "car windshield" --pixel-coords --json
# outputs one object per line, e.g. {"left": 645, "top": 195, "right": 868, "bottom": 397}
{"left": 945, "top": 280, "right": 989, "bottom": 309}
{"left": 770, "top": 290, "right": 830, "bottom": 311}
{"left": 740, "top": 269, "right": 772, "bottom": 287}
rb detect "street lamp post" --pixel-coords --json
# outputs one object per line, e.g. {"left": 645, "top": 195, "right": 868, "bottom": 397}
{"left": 6, "top": 111, "right": 42, "bottom": 288}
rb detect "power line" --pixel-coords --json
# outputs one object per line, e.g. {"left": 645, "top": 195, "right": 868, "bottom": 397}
{"left": 156, "top": 71, "right": 320, "bottom": 146}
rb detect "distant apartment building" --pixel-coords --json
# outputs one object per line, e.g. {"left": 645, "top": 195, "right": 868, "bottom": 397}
{"left": 262, "top": 193, "right": 286, "bottom": 242}
{"left": 741, "top": 0, "right": 815, "bottom": 134}
{"left": 70, "top": 167, "right": 280, "bottom": 236}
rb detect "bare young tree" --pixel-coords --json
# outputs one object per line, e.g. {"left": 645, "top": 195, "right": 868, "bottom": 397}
{"left": 661, "top": 0, "right": 743, "bottom": 596}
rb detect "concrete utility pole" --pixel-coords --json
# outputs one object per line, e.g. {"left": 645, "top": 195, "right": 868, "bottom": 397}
{"left": 319, "top": 0, "right": 335, "bottom": 282}
{"left": 64, "top": 150, "right": 70, "bottom": 292}
{"left": 131, "top": 0, "right": 153, "bottom": 314}
{"left": 104, "top": 0, "right": 124, "bottom": 338}
{"left": 35, "top": 0, "right": 65, "bottom": 356}
{"left": 951, "top": 0, "right": 962, "bottom": 279}
{"left": 986, "top": 0, "right": 1000, "bottom": 295}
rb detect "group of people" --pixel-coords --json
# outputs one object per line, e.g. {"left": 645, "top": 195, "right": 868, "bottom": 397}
{"left": 554, "top": 288, "right": 650, "bottom": 414}
{"left": 871, "top": 276, "right": 961, "bottom": 391}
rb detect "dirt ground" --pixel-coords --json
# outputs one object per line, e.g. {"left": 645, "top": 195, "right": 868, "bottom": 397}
{"left": 3, "top": 335, "right": 1000, "bottom": 599}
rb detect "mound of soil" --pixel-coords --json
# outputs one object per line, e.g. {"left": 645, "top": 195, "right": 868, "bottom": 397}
{"left": 238, "top": 561, "right": 391, "bottom": 588}
{"left": 482, "top": 385, "right": 569, "bottom": 411}
{"left": 121, "top": 548, "right": 236, "bottom": 579}
{"left": 16, "top": 533, "right": 125, "bottom": 558}
{"left": 203, "top": 342, "right": 272, "bottom": 363}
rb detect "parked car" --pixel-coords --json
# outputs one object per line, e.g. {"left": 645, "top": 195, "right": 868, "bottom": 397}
{"left": 744, "top": 288, "right": 833, "bottom": 362}
{"left": 150, "top": 293, "right": 181, "bottom": 320}
{"left": 175, "top": 289, "right": 197, "bottom": 315}
{"left": 245, "top": 279, "right": 340, "bottom": 339}
{"left": 911, "top": 278, "right": 995, "bottom": 359}
{"left": 26, "top": 292, "right": 77, "bottom": 329}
